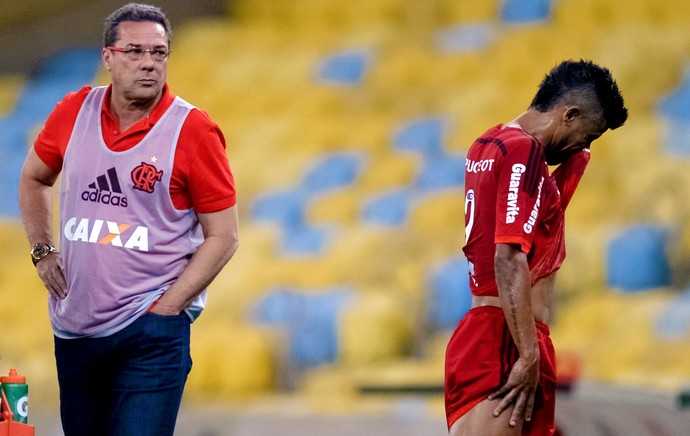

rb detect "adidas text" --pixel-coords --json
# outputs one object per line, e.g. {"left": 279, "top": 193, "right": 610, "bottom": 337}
{"left": 81, "top": 190, "right": 128, "bottom": 207}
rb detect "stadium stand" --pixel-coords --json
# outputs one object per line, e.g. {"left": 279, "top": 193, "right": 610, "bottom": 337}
{"left": 3, "top": 0, "right": 690, "bottom": 433}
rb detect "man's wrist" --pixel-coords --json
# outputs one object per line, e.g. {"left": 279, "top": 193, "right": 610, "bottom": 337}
{"left": 30, "top": 242, "right": 56, "bottom": 266}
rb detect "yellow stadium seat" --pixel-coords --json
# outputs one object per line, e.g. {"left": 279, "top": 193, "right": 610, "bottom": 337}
{"left": 408, "top": 190, "right": 465, "bottom": 242}
{"left": 434, "top": 0, "right": 499, "bottom": 25}
{"left": 357, "top": 152, "right": 418, "bottom": 192}
{"left": 187, "top": 320, "right": 277, "bottom": 399}
{"left": 308, "top": 189, "right": 362, "bottom": 225}
{"left": 339, "top": 289, "right": 415, "bottom": 366}
{"left": 0, "top": 75, "right": 24, "bottom": 115}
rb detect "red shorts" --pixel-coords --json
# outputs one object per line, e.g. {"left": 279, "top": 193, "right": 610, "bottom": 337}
{"left": 444, "top": 306, "right": 557, "bottom": 435}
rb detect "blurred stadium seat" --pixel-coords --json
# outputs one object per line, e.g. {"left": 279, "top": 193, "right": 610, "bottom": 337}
{"left": 501, "top": 0, "right": 554, "bottom": 23}
{"left": 361, "top": 188, "right": 412, "bottom": 227}
{"left": 252, "top": 287, "right": 354, "bottom": 369}
{"left": 434, "top": 23, "right": 496, "bottom": 54}
{"left": 607, "top": 225, "right": 672, "bottom": 292}
{"left": 0, "top": 48, "right": 100, "bottom": 216}
{"left": 317, "top": 50, "right": 372, "bottom": 85}
{"left": 655, "top": 287, "right": 690, "bottom": 340}
{"left": 393, "top": 116, "right": 447, "bottom": 158}
{"left": 427, "top": 255, "right": 472, "bottom": 331}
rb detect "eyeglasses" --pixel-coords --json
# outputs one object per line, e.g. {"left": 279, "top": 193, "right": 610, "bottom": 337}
{"left": 107, "top": 46, "right": 171, "bottom": 62}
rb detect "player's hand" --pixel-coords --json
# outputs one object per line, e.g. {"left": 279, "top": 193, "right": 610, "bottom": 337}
{"left": 37, "top": 251, "right": 67, "bottom": 300}
{"left": 488, "top": 355, "right": 540, "bottom": 426}
{"left": 149, "top": 300, "right": 182, "bottom": 316}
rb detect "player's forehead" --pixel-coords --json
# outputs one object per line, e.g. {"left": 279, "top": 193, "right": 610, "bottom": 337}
{"left": 115, "top": 21, "right": 167, "bottom": 46}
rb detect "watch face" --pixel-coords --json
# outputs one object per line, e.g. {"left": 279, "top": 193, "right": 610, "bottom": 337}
{"left": 31, "top": 243, "right": 52, "bottom": 260}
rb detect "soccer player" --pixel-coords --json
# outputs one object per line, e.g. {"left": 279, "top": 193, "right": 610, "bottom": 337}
{"left": 445, "top": 60, "right": 627, "bottom": 436}
{"left": 18, "top": 4, "right": 237, "bottom": 435}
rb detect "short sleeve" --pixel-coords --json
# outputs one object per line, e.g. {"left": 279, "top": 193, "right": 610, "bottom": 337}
{"left": 175, "top": 109, "right": 236, "bottom": 213}
{"left": 494, "top": 137, "right": 545, "bottom": 254}
{"left": 33, "top": 86, "right": 92, "bottom": 172}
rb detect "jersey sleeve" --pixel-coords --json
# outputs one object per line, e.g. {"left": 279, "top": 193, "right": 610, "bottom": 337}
{"left": 494, "top": 137, "right": 544, "bottom": 254}
{"left": 33, "top": 86, "right": 92, "bottom": 172}
{"left": 551, "top": 149, "right": 590, "bottom": 210}
{"left": 178, "top": 109, "right": 237, "bottom": 213}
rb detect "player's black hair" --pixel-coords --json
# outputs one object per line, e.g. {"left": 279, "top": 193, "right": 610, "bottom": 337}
{"left": 530, "top": 60, "right": 628, "bottom": 129}
{"left": 103, "top": 3, "right": 172, "bottom": 48}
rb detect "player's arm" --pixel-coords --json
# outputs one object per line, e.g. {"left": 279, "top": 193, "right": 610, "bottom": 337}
{"left": 151, "top": 110, "right": 238, "bottom": 315}
{"left": 18, "top": 147, "right": 67, "bottom": 299}
{"left": 552, "top": 149, "right": 590, "bottom": 210}
{"left": 489, "top": 243, "right": 540, "bottom": 427}
{"left": 490, "top": 137, "right": 542, "bottom": 426}
{"left": 151, "top": 205, "right": 239, "bottom": 315}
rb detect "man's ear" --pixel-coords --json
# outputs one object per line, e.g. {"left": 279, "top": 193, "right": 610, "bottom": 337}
{"left": 102, "top": 48, "right": 112, "bottom": 72}
{"left": 562, "top": 106, "right": 581, "bottom": 125}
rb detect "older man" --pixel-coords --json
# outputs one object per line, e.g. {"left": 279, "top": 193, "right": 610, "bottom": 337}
{"left": 18, "top": 4, "right": 238, "bottom": 435}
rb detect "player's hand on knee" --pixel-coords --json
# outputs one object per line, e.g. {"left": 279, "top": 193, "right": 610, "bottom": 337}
{"left": 488, "top": 355, "right": 539, "bottom": 426}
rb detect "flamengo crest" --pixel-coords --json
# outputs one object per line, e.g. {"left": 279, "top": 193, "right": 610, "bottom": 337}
{"left": 131, "top": 162, "right": 163, "bottom": 193}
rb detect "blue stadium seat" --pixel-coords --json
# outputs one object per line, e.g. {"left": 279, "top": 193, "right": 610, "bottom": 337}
{"left": 252, "top": 153, "right": 362, "bottom": 254}
{"left": 657, "top": 66, "right": 690, "bottom": 122}
{"left": 607, "top": 225, "right": 672, "bottom": 292}
{"left": 435, "top": 23, "right": 495, "bottom": 53}
{"left": 657, "top": 66, "right": 690, "bottom": 155}
{"left": 655, "top": 287, "right": 690, "bottom": 340}
{"left": 427, "top": 255, "right": 472, "bottom": 331}
{"left": 317, "top": 50, "right": 371, "bottom": 85}
{"left": 252, "top": 287, "right": 354, "bottom": 369}
{"left": 253, "top": 287, "right": 304, "bottom": 325}
{"left": 301, "top": 152, "right": 363, "bottom": 195}
{"left": 290, "top": 289, "right": 353, "bottom": 368}
{"left": 251, "top": 189, "right": 308, "bottom": 228}
{"left": 15, "top": 48, "right": 101, "bottom": 124}
{"left": 501, "top": 0, "right": 554, "bottom": 23}
{"left": 0, "top": 47, "right": 100, "bottom": 217}
{"left": 415, "top": 154, "right": 466, "bottom": 192}
{"left": 361, "top": 188, "right": 411, "bottom": 226}
{"left": 280, "top": 223, "right": 330, "bottom": 255}
{"left": 393, "top": 116, "right": 447, "bottom": 158}
{"left": 660, "top": 121, "right": 690, "bottom": 156}
{"left": 0, "top": 120, "right": 30, "bottom": 216}
{"left": 34, "top": 48, "right": 101, "bottom": 82}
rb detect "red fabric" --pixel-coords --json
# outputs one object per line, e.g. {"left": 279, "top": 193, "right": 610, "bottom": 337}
{"left": 527, "top": 150, "right": 590, "bottom": 283}
{"left": 445, "top": 306, "right": 557, "bottom": 436}
{"left": 462, "top": 125, "right": 549, "bottom": 296}
{"left": 462, "top": 125, "right": 590, "bottom": 296}
{"left": 33, "top": 85, "right": 236, "bottom": 213}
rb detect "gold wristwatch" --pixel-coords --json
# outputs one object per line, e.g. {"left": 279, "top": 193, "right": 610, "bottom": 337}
{"left": 30, "top": 243, "right": 56, "bottom": 266}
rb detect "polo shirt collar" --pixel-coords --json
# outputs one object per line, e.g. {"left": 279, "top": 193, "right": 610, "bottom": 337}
{"left": 101, "top": 83, "right": 176, "bottom": 129}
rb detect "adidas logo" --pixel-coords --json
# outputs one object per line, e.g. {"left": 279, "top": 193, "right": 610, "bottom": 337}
{"left": 81, "top": 167, "right": 129, "bottom": 208}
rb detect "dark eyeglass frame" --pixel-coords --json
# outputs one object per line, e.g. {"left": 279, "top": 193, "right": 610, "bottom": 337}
{"left": 107, "top": 46, "right": 171, "bottom": 62}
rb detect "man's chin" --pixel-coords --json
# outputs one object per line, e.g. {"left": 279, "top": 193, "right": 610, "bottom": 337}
{"left": 127, "top": 86, "right": 163, "bottom": 102}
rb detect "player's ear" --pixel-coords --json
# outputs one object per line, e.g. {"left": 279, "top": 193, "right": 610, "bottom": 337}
{"left": 562, "top": 106, "right": 581, "bottom": 125}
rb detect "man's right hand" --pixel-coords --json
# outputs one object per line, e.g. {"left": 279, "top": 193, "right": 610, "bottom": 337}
{"left": 488, "top": 354, "right": 540, "bottom": 427}
{"left": 37, "top": 252, "right": 68, "bottom": 300}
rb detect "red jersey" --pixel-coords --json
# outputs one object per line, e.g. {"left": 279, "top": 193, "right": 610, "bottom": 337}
{"left": 33, "top": 85, "right": 236, "bottom": 213}
{"left": 462, "top": 125, "right": 589, "bottom": 297}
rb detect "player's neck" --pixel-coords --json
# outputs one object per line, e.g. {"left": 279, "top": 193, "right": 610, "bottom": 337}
{"left": 507, "top": 109, "right": 555, "bottom": 147}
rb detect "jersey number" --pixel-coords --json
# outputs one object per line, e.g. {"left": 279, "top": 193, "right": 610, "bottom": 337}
{"left": 464, "top": 189, "right": 475, "bottom": 243}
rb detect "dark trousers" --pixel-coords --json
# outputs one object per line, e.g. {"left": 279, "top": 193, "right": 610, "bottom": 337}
{"left": 54, "top": 312, "right": 192, "bottom": 436}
